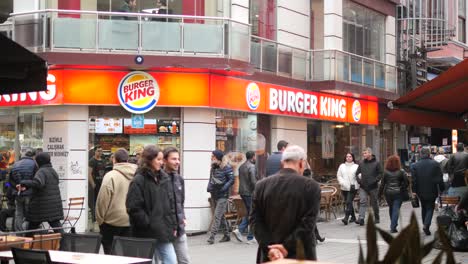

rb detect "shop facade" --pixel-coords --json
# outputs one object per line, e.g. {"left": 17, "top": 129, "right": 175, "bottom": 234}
{"left": 1, "top": 67, "right": 380, "bottom": 232}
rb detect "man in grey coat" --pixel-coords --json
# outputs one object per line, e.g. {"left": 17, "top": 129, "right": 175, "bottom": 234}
{"left": 233, "top": 151, "right": 257, "bottom": 244}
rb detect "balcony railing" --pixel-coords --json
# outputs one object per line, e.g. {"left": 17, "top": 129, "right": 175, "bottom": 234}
{"left": 251, "top": 36, "right": 398, "bottom": 93}
{"left": 5, "top": 9, "right": 398, "bottom": 92}
{"left": 7, "top": 9, "right": 250, "bottom": 62}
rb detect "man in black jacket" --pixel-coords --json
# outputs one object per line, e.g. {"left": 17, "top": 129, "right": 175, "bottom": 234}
{"left": 356, "top": 147, "right": 383, "bottom": 225}
{"left": 207, "top": 150, "right": 234, "bottom": 244}
{"left": 411, "top": 147, "right": 444, "bottom": 235}
{"left": 163, "top": 147, "right": 190, "bottom": 264}
{"left": 251, "top": 145, "right": 320, "bottom": 263}
{"left": 447, "top": 143, "right": 468, "bottom": 198}
{"left": 11, "top": 148, "right": 37, "bottom": 233}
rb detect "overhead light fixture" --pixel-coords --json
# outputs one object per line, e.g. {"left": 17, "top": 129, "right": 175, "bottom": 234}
{"left": 334, "top": 124, "right": 344, "bottom": 129}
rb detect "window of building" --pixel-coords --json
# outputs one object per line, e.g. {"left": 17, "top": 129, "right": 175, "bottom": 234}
{"left": 250, "top": 0, "right": 276, "bottom": 40}
{"left": 343, "top": 0, "right": 385, "bottom": 62}
{"left": 459, "top": 0, "right": 466, "bottom": 43}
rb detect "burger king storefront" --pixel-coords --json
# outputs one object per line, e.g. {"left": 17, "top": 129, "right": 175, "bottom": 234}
{"left": 1, "top": 68, "right": 382, "bottom": 232}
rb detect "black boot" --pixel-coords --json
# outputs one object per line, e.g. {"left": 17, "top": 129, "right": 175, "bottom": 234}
{"left": 350, "top": 215, "right": 356, "bottom": 223}
{"left": 219, "top": 234, "right": 231, "bottom": 242}
{"left": 342, "top": 213, "right": 349, "bottom": 225}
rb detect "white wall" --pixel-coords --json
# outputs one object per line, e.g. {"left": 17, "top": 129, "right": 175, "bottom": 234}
{"left": 43, "top": 106, "right": 89, "bottom": 233}
{"left": 270, "top": 116, "right": 308, "bottom": 153}
{"left": 277, "top": 0, "right": 310, "bottom": 49}
{"left": 231, "top": 0, "right": 249, "bottom": 23}
{"left": 323, "top": 0, "right": 343, "bottom": 50}
{"left": 181, "top": 108, "right": 216, "bottom": 232}
{"left": 385, "top": 16, "right": 397, "bottom": 66}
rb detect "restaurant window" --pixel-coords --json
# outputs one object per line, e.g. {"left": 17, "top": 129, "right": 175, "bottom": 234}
{"left": 459, "top": 0, "right": 466, "bottom": 43}
{"left": 250, "top": 0, "right": 276, "bottom": 40}
{"left": 343, "top": 0, "right": 385, "bottom": 62}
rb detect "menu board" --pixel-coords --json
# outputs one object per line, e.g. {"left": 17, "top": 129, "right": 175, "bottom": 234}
{"left": 124, "top": 118, "right": 157, "bottom": 134}
{"left": 95, "top": 118, "right": 123, "bottom": 134}
{"left": 157, "top": 120, "right": 180, "bottom": 135}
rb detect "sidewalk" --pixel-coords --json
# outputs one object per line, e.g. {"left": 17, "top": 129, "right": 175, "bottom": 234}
{"left": 188, "top": 202, "right": 468, "bottom": 263}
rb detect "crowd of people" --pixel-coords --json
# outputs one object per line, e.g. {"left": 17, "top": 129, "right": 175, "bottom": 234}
{"left": 0, "top": 140, "right": 466, "bottom": 263}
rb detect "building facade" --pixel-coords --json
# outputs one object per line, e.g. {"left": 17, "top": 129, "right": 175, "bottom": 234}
{"left": 0, "top": 0, "right": 420, "bottom": 232}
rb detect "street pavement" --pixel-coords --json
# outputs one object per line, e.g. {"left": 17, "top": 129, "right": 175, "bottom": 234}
{"left": 187, "top": 202, "right": 468, "bottom": 264}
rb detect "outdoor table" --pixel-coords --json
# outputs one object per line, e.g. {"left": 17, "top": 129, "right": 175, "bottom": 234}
{"left": 0, "top": 250, "right": 151, "bottom": 264}
{"left": 0, "top": 235, "right": 33, "bottom": 251}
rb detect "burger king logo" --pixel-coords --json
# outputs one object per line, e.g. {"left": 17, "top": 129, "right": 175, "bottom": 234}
{"left": 352, "top": 100, "right": 362, "bottom": 122}
{"left": 118, "top": 71, "right": 159, "bottom": 114}
{"left": 246, "top": 82, "right": 260, "bottom": 110}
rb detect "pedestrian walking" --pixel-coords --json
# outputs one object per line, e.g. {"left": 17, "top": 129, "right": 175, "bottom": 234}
{"left": 265, "top": 140, "right": 288, "bottom": 177}
{"left": 356, "top": 147, "right": 383, "bottom": 225}
{"left": 95, "top": 148, "right": 137, "bottom": 254}
{"left": 10, "top": 148, "right": 37, "bottom": 233}
{"left": 19, "top": 152, "right": 64, "bottom": 234}
{"left": 251, "top": 145, "right": 321, "bottom": 262}
{"left": 411, "top": 147, "right": 444, "bottom": 235}
{"left": 434, "top": 147, "right": 450, "bottom": 193}
{"left": 447, "top": 143, "right": 468, "bottom": 199}
{"left": 163, "top": 147, "right": 190, "bottom": 264}
{"left": 88, "top": 146, "right": 105, "bottom": 230}
{"left": 337, "top": 152, "right": 359, "bottom": 225}
{"left": 379, "top": 155, "right": 409, "bottom": 233}
{"left": 206, "top": 150, "right": 234, "bottom": 245}
{"left": 126, "top": 145, "right": 178, "bottom": 264}
{"left": 233, "top": 151, "right": 258, "bottom": 244}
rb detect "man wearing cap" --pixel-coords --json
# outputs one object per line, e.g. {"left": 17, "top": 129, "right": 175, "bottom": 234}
{"left": 251, "top": 145, "right": 320, "bottom": 262}
{"left": 206, "top": 150, "right": 234, "bottom": 244}
{"left": 265, "top": 140, "right": 288, "bottom": 177}
{"left": 11, "top": 148, "right": 37, "bottom": 233}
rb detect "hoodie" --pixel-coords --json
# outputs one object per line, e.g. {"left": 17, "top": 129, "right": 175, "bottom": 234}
{"left": 96, "top": 162, "right": 137, "bottom": 226}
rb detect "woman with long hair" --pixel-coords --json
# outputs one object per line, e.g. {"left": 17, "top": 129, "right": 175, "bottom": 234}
{"left": 337, "top": 153, "right": 359, "bottom": 225}
{"left": 126, "top": 145, "right": 178, "bottom": 264}
{"left": 380, "top": 155, "right": 409, "bottom": 233}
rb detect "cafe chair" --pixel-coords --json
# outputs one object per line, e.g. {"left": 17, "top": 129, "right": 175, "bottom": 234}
{"left": 439, "top": 195, "right": 460, "bottom": 208}
{"left": 59, "top": 233, "right": 102, "bottom": 253}
{"left": 62, "top": 197, "right": 85, "bottom": 231}
{"left": 31, "top": 233, "right": 62, "bottom": 251}
{"left": 111, "top": 236, "right": 157, "bottom": 259}
{"left": 319, "top": 185, "right": 338, "bottom": 221}
{"left": 11, "top": 247, "right": 52, "bottom": 264}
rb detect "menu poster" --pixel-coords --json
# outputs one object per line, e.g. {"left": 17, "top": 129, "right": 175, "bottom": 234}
{"left": 123, "top": 118, "right": 157, "bottom": 134}
{"left": 95, "top": 118, "right": 123, "bottom": 134}
{"left": 157, "top": 120, "right": 180, "bottom": 135}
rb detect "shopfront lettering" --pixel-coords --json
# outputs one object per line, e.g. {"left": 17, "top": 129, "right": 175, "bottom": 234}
{"left": 0, "top": 73, "right": 57, "bottom": 104}
{"left": 269, "top": 88, "right": 318, "bottom": 115}
{"left": 320, "top": 96, "right": 346, "bottom": 119}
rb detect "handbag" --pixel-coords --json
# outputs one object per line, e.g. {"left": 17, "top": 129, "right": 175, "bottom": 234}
{"left": 350, "top": 184, "right": 356, "bottom": 193}
{"left": 411, "top": 195, "right": 420, "bottom": 208}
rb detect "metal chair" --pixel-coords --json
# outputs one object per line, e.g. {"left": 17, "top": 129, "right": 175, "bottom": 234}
{"left": 59, "top": 233, "right": 102, "bottom": 253}
{"left": 11, "top": 247, "right": 52, "bottom": 264}
{"left": 111, "top": 236, "right": 157, "bottom": 259}
{"left": 62, "top": 197, "right": 85, "bottom": 231}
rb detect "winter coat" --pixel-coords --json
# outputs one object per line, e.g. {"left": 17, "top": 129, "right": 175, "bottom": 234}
{"left": 380, "top": 169, "right": 409, "bottom": 199}
{"left": 10, "top": 157, "right": 37, "bottom": 197}
{"left": 265, "top": 152, "right": 282, "bottom": 177}
{"left": 126, "top": 168, "right": 178, "bottom": 242}
{"left": 336, "top": 162, "right": 359, "bottom": 191}
{"left": 411, "top": 157, "right": 444, "bottom": 201}
{"left": 166, "top": 170, "right": 186, "bottom": 236}
{"left": 238, "top": 160, "right": 257, "bottom": 196}
{"left": 21, "top": 164, "right": 64, "bottom": 223}
{"left": 96, "top": 162, "right": 137, "bottom": 227}
{"left": 207, "top": 162, "right": 234, "bottom": 199}
{"left": 356, "top": 155, "right": 383, "bottom": 191}
{"left": 447, "top": 151, "right": 468, "bottom": 187}
{"left": 251, "top": 168, "right": 321, "bottom": 262}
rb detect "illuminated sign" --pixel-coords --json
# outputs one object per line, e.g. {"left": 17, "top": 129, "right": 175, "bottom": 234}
{"left": 117, "top": 71, "right": 159, "bottom": 114}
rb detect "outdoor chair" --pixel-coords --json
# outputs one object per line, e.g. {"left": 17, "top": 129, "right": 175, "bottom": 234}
{"left": 62, "top": 197, "right": 85, "bottom": 231}
{"left": 11, "top": 247, "right": 52, "bottom": 264}
{"left": 320, "top": 185, "right": 338, "bottom": 221}
{"left": 59, "top": 233, "right": 101, "bottom": 253}
{"left": 439, "top": 195, "right": 460, "bottom": 208}
{"left": 111, "top": 236, "right": 157, "bottom": 259}
{"left": 31, "top": 233, "right": 62, "bottom": 251}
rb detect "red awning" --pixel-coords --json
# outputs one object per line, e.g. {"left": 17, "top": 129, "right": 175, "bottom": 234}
{"left": 388, "top": 59, "right": 468, "bottom": 129}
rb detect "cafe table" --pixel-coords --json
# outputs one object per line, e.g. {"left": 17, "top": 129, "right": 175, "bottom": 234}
{"left": 0, "top": 250, "right": 152, "bottom": 264}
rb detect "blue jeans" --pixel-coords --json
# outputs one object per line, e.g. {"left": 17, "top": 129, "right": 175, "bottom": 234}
{"left": 386, "top": 197, "right": 402, "bottom": 231}
{"left": 239, "top": 195, "right": 253, "bottom": 240}
{"left": 153, "top": 241, "right": 177, "bottom": 264}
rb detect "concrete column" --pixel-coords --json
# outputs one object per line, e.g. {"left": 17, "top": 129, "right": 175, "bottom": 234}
{"left": 181, "top": 108, "right": 216, "bottom": 232}
{"left": 43, "top": 106, "right": 89, "bottom": 232}
{"left": 323, "top": 0, "right": 343, "bottom": 50}
{"left": 270, "top": 116, "right": 307, "bottom": 153}
{"left": 231, "top": 0, "right": 249, "bottom": 23}
{"left": 277, "top": 0, "right": 310, "bottom": 49}
{"left": 385, "top": 16, "right": 397, "bottom": 66}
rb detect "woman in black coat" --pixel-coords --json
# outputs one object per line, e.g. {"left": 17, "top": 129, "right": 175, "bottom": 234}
{"left": 20, "top": 152, "right": 64, "bottom": 233}
{"left": 379, "top": 155, "right": 409, "bottom": 233}
{"left": 126, "top": 145, "right": 178, "bottom": 264}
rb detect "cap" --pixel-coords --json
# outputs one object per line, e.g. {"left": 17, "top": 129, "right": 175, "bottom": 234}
{"left": 212, "top": 150, "right": 224, "bottom": 161}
